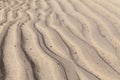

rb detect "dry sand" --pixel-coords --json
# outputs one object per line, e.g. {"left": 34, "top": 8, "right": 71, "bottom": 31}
{"left": 0, "top": 0, "right": 120, "bottom": 80}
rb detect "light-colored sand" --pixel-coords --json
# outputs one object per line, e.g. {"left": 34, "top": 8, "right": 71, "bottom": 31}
{"left": 0, "top": 0, "right": 120, "bottom": 80}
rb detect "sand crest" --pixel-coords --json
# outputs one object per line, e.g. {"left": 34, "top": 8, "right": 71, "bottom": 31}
{"left": 0, "top": 0, "right": 120, "bottom": 80}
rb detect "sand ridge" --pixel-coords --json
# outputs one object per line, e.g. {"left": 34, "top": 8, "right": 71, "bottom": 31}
{"left": 0, "top": 0, "right": 120, "bottom": 80}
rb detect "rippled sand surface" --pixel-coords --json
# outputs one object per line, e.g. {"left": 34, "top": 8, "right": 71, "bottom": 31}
{"left": 0, "top": 0, "right": 120, "bottom": 80}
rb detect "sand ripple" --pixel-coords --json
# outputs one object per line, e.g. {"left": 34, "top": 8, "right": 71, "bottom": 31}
{"left": 0, "top": 0, "right": 120, "bottom": 80}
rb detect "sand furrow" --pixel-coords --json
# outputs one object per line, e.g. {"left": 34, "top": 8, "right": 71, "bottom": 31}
{"left": 2, "top": 22, "right": 35, "bottom": 80}
{"left": 47, "top": 12, "right": 119, "bottom": 79}
{"left": 0, "top": 0, "right": 120, "bottom": 80}
{"left": 47, "top": 0, "right": 119, "bottom": 74}
{"left": 21, "top": 25, "right": 69, "bottom": 80}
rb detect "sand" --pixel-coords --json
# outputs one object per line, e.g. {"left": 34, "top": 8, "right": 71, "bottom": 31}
{"left": 0, "top": 0, "right": 120, "bottom": 80}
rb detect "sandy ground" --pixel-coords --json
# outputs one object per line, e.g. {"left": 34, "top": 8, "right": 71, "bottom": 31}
{"left": 0, "top": 0, "right": 120, "bottom": 80}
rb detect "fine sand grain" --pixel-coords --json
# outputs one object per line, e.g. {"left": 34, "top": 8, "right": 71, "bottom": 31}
{"left": 0, "top": 0, "right": 120, "bottom": 80}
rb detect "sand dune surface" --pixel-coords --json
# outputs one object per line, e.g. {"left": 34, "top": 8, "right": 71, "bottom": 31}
{"left": 0, "top": 0, "right": 120, "bottom": 80}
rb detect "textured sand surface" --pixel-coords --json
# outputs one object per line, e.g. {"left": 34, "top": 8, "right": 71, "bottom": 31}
{"left": 0, "top": 0, "right": 120, "bottom": 80}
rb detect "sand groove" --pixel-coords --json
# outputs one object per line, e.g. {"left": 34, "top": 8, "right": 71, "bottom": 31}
{"left": 0, "top": 0, "right": 120, "bottom": 80}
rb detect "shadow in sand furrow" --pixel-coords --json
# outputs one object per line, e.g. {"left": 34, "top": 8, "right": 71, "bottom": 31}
{"left": 34, "top": 28, "right": 80, "bottom": 80}
{"left": 0, "top": 27, "right": 10, "bottom": 80}
{"left": 52, "top": 0, "right": 120, "bottom": 75}
{"left": 0, "top": 23, "right": 11, "bottom": 80}
{"left": 34, "top": 19, "right": 100, "bottom": 79}
{"left": 0, "top": 50, "right": 5, "bottom": 80}
{"left": 47, "top": 10, "right": 120, "bottom": 80}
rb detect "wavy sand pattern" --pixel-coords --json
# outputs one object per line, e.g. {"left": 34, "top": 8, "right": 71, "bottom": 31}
{"left": 0, "top": 0, "right": 120, "bottom": 80}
